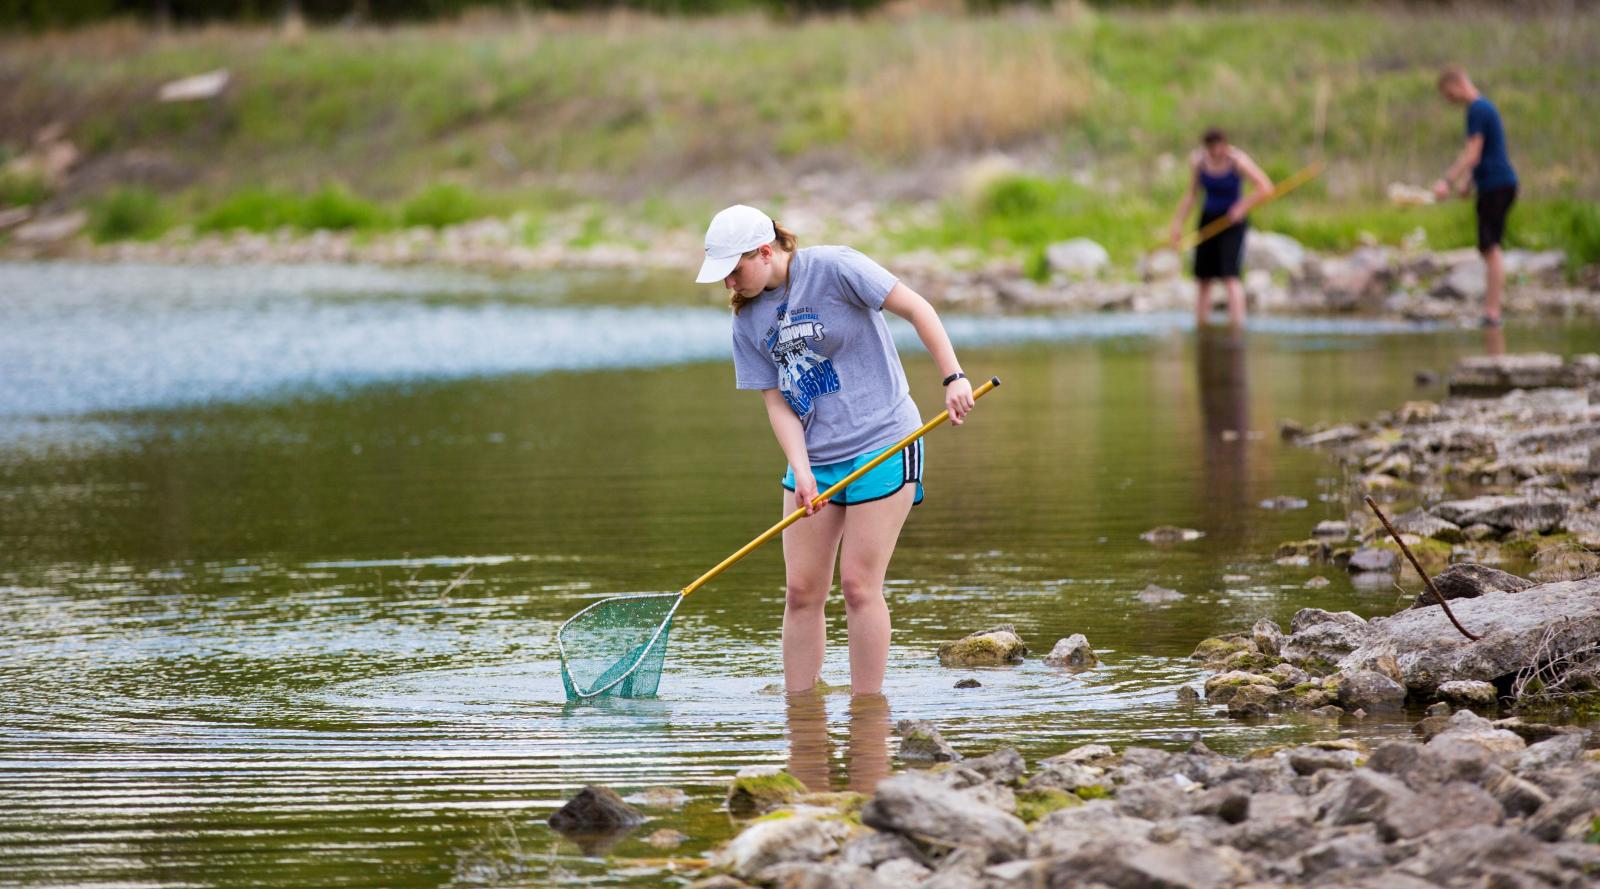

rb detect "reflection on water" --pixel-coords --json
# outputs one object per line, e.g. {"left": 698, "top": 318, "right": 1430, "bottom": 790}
{"left": 1196, "top": 328, "right": 1256, "bottom": 543}
{"left": 1, "top": 261, "right": 1599, "bottom": 887}
{"left": 785, "top": 691, "right": 891, "bottom": 795}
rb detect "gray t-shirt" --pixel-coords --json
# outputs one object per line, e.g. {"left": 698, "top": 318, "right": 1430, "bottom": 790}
{"left": 732, "top": 245, "right": 923, "bottom": 465}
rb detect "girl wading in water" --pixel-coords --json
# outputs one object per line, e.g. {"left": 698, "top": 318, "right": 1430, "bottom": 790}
{"left": 1170, "top": 128, "right": 1274, "bottom": 328}
{"left": 695, "top": 204, "right": 975, "bottom": 695}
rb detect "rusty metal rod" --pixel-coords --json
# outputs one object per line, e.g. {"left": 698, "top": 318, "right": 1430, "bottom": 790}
{"left": 1365, "top": 495, "right": 1479, "bottom": 641}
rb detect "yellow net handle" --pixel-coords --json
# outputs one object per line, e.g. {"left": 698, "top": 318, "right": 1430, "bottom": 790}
{"left": 679, "top": 376, "right": 1001, "bottom": 598}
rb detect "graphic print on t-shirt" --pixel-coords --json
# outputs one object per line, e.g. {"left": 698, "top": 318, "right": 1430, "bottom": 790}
{"left": 765, "top": 302, "right": 841, "bottom": 417}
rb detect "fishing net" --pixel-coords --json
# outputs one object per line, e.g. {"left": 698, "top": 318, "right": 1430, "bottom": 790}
{"left": 557, "top": 593, "right": 681, "bottom": 701}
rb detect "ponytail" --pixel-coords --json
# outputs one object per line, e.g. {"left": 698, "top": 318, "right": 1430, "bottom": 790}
{"left": 730, "top": 221, "right": 800, "bottom": 314}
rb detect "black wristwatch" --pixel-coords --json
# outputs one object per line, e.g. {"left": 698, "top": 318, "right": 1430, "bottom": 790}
{"left": 942, "top": 371, "right": 967, "bottom": 386}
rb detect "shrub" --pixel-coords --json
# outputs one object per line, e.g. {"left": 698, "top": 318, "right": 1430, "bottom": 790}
{"left": 89, "top": 187, "right": 169, "bottom": 242}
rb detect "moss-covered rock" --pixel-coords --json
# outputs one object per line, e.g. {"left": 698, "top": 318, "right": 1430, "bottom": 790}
{"left": 1073, "top": 784, "right": 1111, "bottom": 800}
{"left": 1275, "top": 539, "right": 1329, "bottom": 562}
{"left": 1190, "top": 635, "right": 1256, "bottom": 665}
{"left": 726, "top": 766, "right": 807, "bottom": 817}
{"left": 1220, "top": 649, "right": 1283, "bottom": 674}
{"left": 937, "top": 625, "right": 1028, "bottom": 667}
{"left": 1015, "top": 788, "right": 1083, "bottom": 823}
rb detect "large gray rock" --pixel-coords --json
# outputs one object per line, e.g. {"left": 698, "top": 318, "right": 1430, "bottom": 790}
{"left": 1336, "top": 670, "right": 1407, "bottom": 710}
{"left": 1431, "top": 495, "right": 1567, "bottom": 533}
{"left": 860, "top": 771, "right": 1028, "bottom": 859}
{"left": 1410, "top": 563, "right": 1534, "bottom": 610}
{"left": 1281, "top": 609, "right": 1373, "bottom": 666}
{"left": 712, "top": 810, "right": 851, "bottom": 879}
{"left": 1245, "top": 230, "right": 1306, "bottom": 274}
{"left": 1426, "top": 710, "right": 1526, "bottom": 763}
{"left": 1435, "top": 679, "right": 1498, "bottom": 709}
{"left": 1252, "top": 619, "right": 1284, "bottom": 657}
{"left": 1448, "top": 352, "right": 1596, "bottom": 396}
{"left": 1337, "top": 577, "right": 1600, "bottom": 697}
{"left": 1042, "top": 836, "right": 1254, "bottom": 889}
{"left": 963, "top": 747, "right": 1026, "bottom": 785}
{"left": 1392, "top": 509, "right": 1464, "bottom": 543}
{"left": 1028, "top": 801, "right": 1153, "bottom": 857}
{"left": 1045, "top": 238, "right": 1110, "bottom": 278}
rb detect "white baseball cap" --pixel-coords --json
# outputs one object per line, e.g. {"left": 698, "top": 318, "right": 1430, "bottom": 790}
{"left": 696, "top": 204, "right": 776, "bottom": 283}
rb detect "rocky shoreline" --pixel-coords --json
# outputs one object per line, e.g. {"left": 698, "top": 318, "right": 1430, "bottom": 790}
{"left": 538, "top": 351, "right": 1600, "bottom": 888}
{"left": 3, "top": 210, "right": 1594, "bottom": 322}
{"left": 550, "top": 691, "right": 1599, "bottom": 889}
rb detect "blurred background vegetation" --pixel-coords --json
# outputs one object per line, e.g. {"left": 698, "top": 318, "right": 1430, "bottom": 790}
{"left": 1, "top": 1, "right": 1596, "bottom": 268}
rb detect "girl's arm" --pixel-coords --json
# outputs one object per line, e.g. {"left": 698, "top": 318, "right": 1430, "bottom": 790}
{"left": 1229, "top": 149, "right": 1276, "bottom": 221}
{"left": 761, "top": 388, "right": 820, "bottom": 514}
{"left": 882, "top": 283, "right": 975, "bottom": 425}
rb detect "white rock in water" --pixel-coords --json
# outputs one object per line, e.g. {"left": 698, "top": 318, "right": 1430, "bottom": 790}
{"left": 1044, "top": 633, "right": 1099, "bottom": 668}
{"left": 1244, "top": 230, "right": 1306, "bottom": 274}
{"left": 1045, "top": 238, "right": 1110, "bottom": 278}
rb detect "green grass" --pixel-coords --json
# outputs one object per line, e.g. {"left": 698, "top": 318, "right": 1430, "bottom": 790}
{"left": 0, "top": 7, "right": 1596, "bottom": 264}
{"left": 0, "top": 170, "right": 51, "bottom": 208}
{"left": 88, "top": 186, "right": 170, "bottom": 241}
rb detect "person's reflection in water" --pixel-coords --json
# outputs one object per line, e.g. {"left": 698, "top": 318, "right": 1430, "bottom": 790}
{"left": 1483, "top": 323, "right": 1506, "bottom": 357}
{"left": 784, "top": 691, "right": 892, "bottom": 794}
{"left": 844, "top": 692, "right": 891, "bottom": 794}
{"left": 1196, "top": 328, "right": 1254, "bottom": 539}
{"left": 785, "top": 690, "right": 831, "bottom": 792}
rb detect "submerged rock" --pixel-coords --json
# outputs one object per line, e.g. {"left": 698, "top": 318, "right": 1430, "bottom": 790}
{"left": 937, "top": 625, "right": 1027, "bottom": 667}
{"left": 547, "top": 785, "right": 646, "bottom": 833}
{"left": 895, "top": 719, "right": 962, "bottom": 763}
{"left": 1141, "top": 525, "right": 1205, "bottom": 544}
{"left": 1347, "top": 547, "right": 1398, "bottom": 574}
{"left": 1044, "top": 634, "right": 1098, "bottom": 669}
{"left": 954, "top": 677, "right": 982, "bottom": 689}
{"left": 726, "top": 766, "right": 807, "bottom": 816}
{"left": 1135, "top": 583, "right": 1185, "bottom": 604}
{"left": 1260, "top": 495, "right": 1310, "bottom": 510}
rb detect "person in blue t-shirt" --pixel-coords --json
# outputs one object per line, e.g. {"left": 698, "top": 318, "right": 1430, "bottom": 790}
{"left": 1434, "top": 65, "right": 1518, "bottom": 327}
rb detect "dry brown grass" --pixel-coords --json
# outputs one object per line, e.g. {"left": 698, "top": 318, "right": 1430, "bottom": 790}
{"left": 842, "top": 30, "right": 1091, "bottom": 158}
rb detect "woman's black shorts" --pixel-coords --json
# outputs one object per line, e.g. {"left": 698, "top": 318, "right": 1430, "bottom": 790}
{"left": 1195, "top": 210, "right": 1246, "bottom": 280}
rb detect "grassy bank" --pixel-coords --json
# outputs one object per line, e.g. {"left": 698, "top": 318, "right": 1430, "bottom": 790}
{"left": 1, "top": 5, "right": 1597, "bottom": 266}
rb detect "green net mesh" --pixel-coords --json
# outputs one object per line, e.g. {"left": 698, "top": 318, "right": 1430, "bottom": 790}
{"left": 557, "top": 593, "right": 680, "bottom": 701}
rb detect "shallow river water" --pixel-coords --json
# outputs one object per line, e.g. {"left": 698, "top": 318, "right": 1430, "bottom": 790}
{"left": 2, "top": 261, "right": 1597, "bottom": 887}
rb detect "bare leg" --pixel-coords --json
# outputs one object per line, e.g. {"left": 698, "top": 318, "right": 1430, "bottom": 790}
{"left": 1224, "top": 276, "right": 1247, "bottom": 329}
{"left": 836, "top": 486, "right": 915, "bottom": 695}
{"left": 781, "top": 492, "right": 847, "bottom": 692}
{"left": 1195, "top": 278, "right": 1214, "bottom": 327}
{"left": 1483, "top": 245, "right": 1505, "bottom": 323}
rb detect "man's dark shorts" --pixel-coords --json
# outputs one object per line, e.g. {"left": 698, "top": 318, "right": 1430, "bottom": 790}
{"left": 1476, "top": 184, "right": 1517, "bottom": 253}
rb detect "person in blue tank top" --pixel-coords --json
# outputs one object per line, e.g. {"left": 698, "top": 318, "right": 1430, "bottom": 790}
{"left": 1434, "top": 65, "right": 1518, "bottom": 327}
{"left": 1169, "top": 128, "right": 1274, "bottom": 329}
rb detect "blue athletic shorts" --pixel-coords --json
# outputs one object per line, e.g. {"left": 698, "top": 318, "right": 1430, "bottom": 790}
{"left": 782, "top": 440, "right": 924, "bottom": 507}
